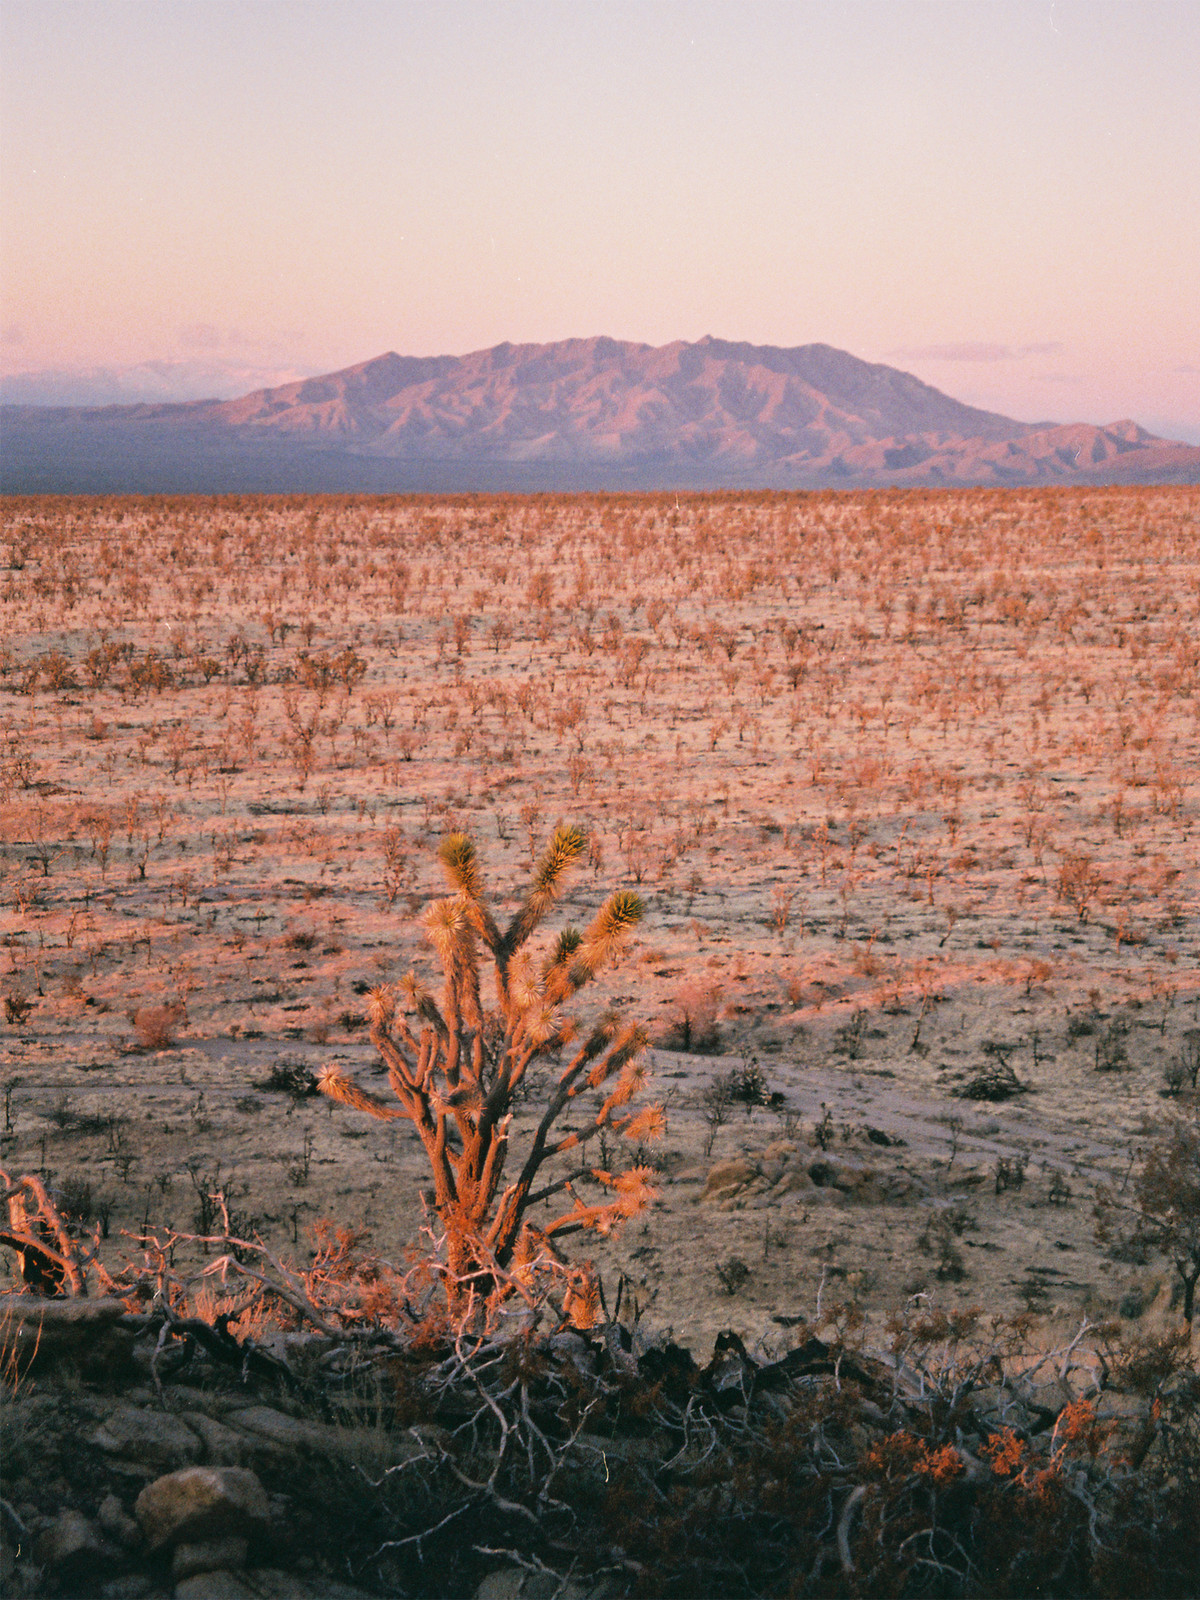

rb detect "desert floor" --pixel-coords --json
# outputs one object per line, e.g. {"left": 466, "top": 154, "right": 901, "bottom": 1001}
{"left": 2, "top": 485, "right": 1198, "bottom": 1352}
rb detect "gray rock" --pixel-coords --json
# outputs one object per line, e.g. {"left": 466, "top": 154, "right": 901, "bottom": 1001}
{"left": 93, "top": 1405, "right": 204, "bottom": 1471}
{"left": 3, "top": 1296, "right": 135, "bottom": 1379}
{"left": 475, "top": 1570, "right": 596, "bottom": 1600}
{"left": 179, "top": 1411, "right": 261, "bottom": 1468}
{"left": 97, "top": 1492, "right": 142, "bottom": 1548}
{"left": 173, "top": 1536, "right": 250, "bottom": 1580}
{"left": 261, "top": 1576, "right": 377, "bottom": 1599}
{"left": 34, "top": 1508, "right": 111, "bottom": 1572}
{"left": 135, "top": 1467, "right": 270, "bottom": 1551}
{"left": 100, "top": 1577, "right": 156, "bottom": 1600}
{"left": 223, "top": 1406, "right": 335, "bottom": 1454}
{"left": 174, "top": 1573, "right": 258, "bottom": 1600}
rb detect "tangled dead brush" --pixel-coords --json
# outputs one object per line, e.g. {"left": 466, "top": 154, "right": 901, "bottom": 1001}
{"left": 317, "top": 827, "right": 663, "bottom": 1315}
{"left": 2, "top": 1169, "right": 1198, "bottom": 1595}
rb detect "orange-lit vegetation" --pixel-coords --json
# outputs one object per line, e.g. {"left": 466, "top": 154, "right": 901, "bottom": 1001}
{"left": 1, "top": 486, "right": 1198, "bottom": 1338}
{"left": 3, "top": 487, "right": 1200, "bottom": 1598}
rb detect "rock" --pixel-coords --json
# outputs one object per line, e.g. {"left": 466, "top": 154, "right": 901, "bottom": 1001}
{"left": 701, "top": 1157, "right": 758, "bottom": 1201}
{"left": 135, "top": 1467, "right": 270, "bottom": 1551}
{"left": 180, "top": 1411, "right": 260, "bottom": 1468}
{"left": 772, "top": 1164, "right": 815, "bottom": 1195}
{"left": 223, "top": 1406, "right": 336, "bottom": 1455}
{"left": 100, "top": 1577, "right": 156, "bottom": 1599}
{"left": 174, "top": 1573, "right": 258, "bottom": 1600}
{"left": 762, "top": 1140, "right": 799, "bottom": 1161}
{"left": 669, "top": 1164, "right": 709, "bottom": 1184}
{"left": 173, "top": 1536, "right": 250, "bottom": 1580}
{"left": 189, "top": 1573, "right": 374, "bottom": 1600}
{"left": 2, "top": 1296, "right": 135, "bottom": 1379}
{"left": 552, "top": 1431, "right": 661, "bottom": 1505}
{"left": 97, "top": 1492, "right": 142, "bottom": 1549}
{"left": 807, "top": 1156, "right": 875, "bottom": 1193}
{"left": 34, "top": 1509, "right": 111, "bottom": 1575}
{"left": 475, "top": 1570, "right": 595, "bottom": 1600}
{"left": 92, "top": 1404, "right": 204, "bottom": 1471}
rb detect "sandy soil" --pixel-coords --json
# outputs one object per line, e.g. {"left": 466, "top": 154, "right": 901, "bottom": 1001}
{"left": 2, "top": 486, "right": 1197, "bottom": 1351}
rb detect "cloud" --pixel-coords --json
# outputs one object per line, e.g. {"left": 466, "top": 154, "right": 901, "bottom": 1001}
{"left": 0, "top": 358, "right": 318, "bottom": 407}
{"left": 178, "top": 322, "right": 223, "bottom": 350}
{"left": 889, "top": 341, "right": 1064, "bottom": 363}
{"left": 1030, "top": 372, "right": 1083, "bottom": 385}
{"left": 1173, "top": 363, "right": 1200, "bottom": 375}
{"left": 1, "top": 323, "right": 24, "bottom": 346}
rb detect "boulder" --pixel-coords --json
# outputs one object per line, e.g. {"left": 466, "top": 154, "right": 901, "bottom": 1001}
{"left": 700, "top": 1158, "right": 758, "bottom": 1201}
{"left": 173, "top": 1536, "right": 250, "bottom": 1580}
{"left": 180, "top": 1411, "right": 262, "bottom": 1468}
{"left": 762, "top": 1140, "right": 799, "bottom": 1161}
{"left": 92, "top": 1404, "right": 204, "bottom": 1471}
{"left": 807, "top": 1155, "right": 876, "bottom": 1193}
{"left": 2, "top": 1296, "right": 135, "bottom": 1379}
{"left": 34, "top": 1509, "right": 112, "bottom": 1576}
{"left": 476, "top": 1571, "right": 596, "bottom": 1600}
{"left": 97, "top": 1492, "right": 142, "bottom": 1549}
{"left": 772, "top": 1164, "right": 815, "bottom": 1195}
{"left": 135, "top": 1467, "right": 270, "bottom": 1552}
{"left": 99, "top": 1577, "right": 155, "bottom": 1599}
{"left": 174, "top": 1573, "right": 258, "bottom": 1600}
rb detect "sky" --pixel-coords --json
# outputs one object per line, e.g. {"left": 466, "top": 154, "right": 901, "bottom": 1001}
{"left": 2, "top": 0, "right": 1198, "bottom": 440}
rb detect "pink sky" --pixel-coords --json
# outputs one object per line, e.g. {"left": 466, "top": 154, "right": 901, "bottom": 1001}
{"left": 2, "top": 1, "right": 1197, "bottom": 440}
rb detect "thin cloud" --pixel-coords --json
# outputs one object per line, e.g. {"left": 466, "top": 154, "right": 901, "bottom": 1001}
{"left": 178, "top": 322, "right": 223, "bottom": 350}
{"left": 1, "top": 323, "right": 24, "bottom": 346}
{"left": 889, "top": 342, "right": 1064, "bottom": 363}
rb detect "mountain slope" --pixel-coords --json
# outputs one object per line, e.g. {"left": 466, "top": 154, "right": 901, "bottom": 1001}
{"left": 3, "top": 337, "right": 1196, "bottom": 492}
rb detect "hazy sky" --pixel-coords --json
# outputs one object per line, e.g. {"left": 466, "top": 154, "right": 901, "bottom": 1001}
{"left": 2, "top": 0, "right": 1198, "bottom": 438}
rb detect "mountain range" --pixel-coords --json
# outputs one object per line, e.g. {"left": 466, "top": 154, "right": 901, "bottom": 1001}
{"left": 3, "top": 336, "right": 1197, "bottom": 493}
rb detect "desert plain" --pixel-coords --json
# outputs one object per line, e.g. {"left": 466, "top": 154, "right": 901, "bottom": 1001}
{"left": 2, "top": 485, "right": 1198, "bottom": 1352}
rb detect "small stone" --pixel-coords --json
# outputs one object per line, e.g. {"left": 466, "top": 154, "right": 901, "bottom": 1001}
{"left": 173, "top": 1536, "right": 250, "bottom": 1580}
{"left": 135, "top": 1467, "right": 270, "bottom": 1551}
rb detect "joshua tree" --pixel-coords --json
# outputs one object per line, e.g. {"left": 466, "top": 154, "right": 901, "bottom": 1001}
{"left": 318, "top": 827, "right": 662, "bottom": 1310}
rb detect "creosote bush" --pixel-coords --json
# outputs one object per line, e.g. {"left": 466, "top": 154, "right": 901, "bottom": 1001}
{"left": 318, "top": 827, "right": 662, "bottom": 1315}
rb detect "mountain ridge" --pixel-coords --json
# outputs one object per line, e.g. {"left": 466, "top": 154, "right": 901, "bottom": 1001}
{"left": 3, "top": 336, "right": 1197, "bottom": 492}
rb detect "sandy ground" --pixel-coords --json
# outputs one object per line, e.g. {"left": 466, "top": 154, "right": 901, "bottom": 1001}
{"left": 2, "top": 486, "right": 1197, "bottom": 1351}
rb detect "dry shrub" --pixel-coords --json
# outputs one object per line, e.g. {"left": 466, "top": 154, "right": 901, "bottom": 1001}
{"left": 131, "top": 1002, "right": 185, "bottom": 1050}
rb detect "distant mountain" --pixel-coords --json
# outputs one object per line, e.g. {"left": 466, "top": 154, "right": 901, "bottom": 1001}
{"left": 3, "top": 337, "right": 1197, "bottom": 492}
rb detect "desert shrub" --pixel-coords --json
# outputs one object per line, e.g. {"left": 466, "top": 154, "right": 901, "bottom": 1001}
{"left": 130, "top": 1002, "right": 184, "bottom": 1050}
{"left": 715, "top": 1056, "right": 774, "bottom": 1108}
{"left": 4, "top": 992, "right": 33, "bottom": 1026}
{"left": 662, "top": 979, "right": 721, "bottom": 1052}
{"left": 317, "top": 828, "right": 660, "bottom": 1314}
{"left": 956, "top": 1055, "right": 1027, "bottom": 1102}
{"left": 1094, "top": 1019, "right": 1132, "bottom": 1072}
{"left": 1097, "top": 1106, "right": 1200, "bottom": 1321}
{"left": 258, "top": 1059, "right": 319, "bottom": 1098}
